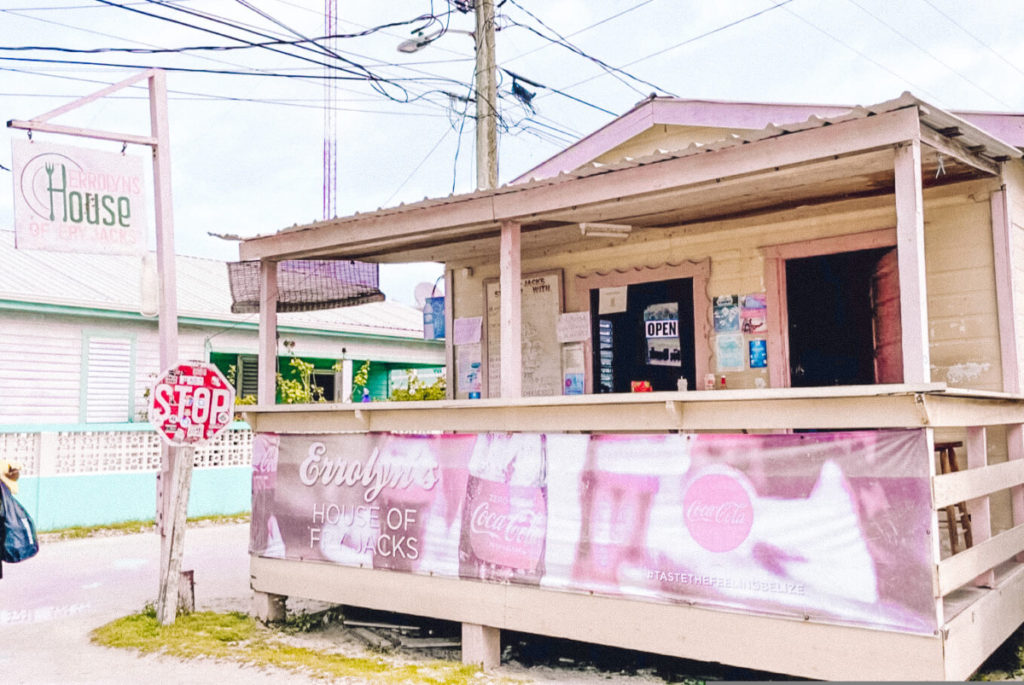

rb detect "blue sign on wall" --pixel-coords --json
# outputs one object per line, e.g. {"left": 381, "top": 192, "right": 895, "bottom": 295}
{"left": 423, "top": 296, "right": 446, "bottom": 340}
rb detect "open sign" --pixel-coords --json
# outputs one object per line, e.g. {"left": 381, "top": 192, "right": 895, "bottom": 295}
{"left": 645, "top": 319, "right": 679, "bottom": 338}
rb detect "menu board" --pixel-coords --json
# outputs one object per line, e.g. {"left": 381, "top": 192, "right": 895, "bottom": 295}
{"left": 484, "top": 271, "right": 563, "bottom": 397}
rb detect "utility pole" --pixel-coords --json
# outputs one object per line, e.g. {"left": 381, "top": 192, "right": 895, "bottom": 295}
{"left": 474, "top": 0, "right": 498, "bottom": 190}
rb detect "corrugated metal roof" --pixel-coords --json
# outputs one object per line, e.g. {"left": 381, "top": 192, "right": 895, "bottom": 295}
{"left": 0, "top": 230, "right": 426, "bottom": 339}
{"left": 248, "top": 92, "right": 1021, "bottom": 250}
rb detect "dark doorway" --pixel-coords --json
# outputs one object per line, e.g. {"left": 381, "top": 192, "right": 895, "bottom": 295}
{"left": 590, "top": 279, "right": 695, "bottom": 393}
{"left": 786, "top": 247, "right": 899, "bottom": 387}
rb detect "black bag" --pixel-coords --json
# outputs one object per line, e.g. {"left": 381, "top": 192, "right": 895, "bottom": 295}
{"left": 1, "top": 481, "right": 39, "bottom": 563}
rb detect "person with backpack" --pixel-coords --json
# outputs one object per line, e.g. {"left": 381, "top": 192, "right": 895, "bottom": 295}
{"left": 1, "top": 460, "right": 25, "bottom": 578}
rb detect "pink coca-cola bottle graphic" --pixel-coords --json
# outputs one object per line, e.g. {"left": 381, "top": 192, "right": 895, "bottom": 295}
{"left": 572, "top": 434, "right": 660, "bottom": 590}
{"left": 458, "top": 433, "right": 548, "bottom": 585}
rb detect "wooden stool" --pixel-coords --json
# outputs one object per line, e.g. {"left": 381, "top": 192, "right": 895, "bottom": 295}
{"left": 936, "top": 441, "right": 973, "bottom": 554}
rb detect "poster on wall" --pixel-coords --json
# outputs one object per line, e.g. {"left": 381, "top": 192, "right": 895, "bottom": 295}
{"left": 456, "top": 343, "right": 482, "bottom": 394}
{"left": 423, "top": 297, "right": 446, "bottom": 340}
{"left": 485, "top": 272, "right": 562, "bottom": 398}
{"left": 598, "top": 286, "right": 628, "bottom": 314}
{"left": 713, "top": 295, "right": 740, "bottom": 333}
{"left": 453, "top": 316, "right": 482, "bottom": 345}
{"left": 741, "top": 293, "right": 767, "bottom": 334}
{"left": 252, "top": 429, "right": 936, "bottom": 634}
{"left": 562, "top": 341, "right": 585, "bottom": 395}
{"left": 716, "top": 334, "right": 745, "bottom": 372}
{"left": 557, "top": 312, "right": 591, "bottom": 343}
{"left": 644, "top": 302, "right": 681, "bottom": 367}
{"left": 749, "top": 339, "right": 767, "bottom": 369}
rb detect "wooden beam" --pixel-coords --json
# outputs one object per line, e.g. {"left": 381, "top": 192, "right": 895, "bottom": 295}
{"left": 240, "top": 108, "right": 924, "bottom": 262}
{"left": 991, "top": 189, "right": 1020, "bottom": 394}
{"left": 242, "top": 386, "right": 972, "bottom": 434}
{"left": 257, "top": 260, "right": 278, "bottom": 406}
{"left": 7, "top": 119, "right": 158, "bottom": 147}
{"left": 966, "top": 426, "right": 996, "bottom": 587}
{"left": 920, "top": 127, "right": 999, "bottom": 176}
{"left": 943, "top": 562, "right": 1024, "bottom": 681}
{"left": 444, "top": 267, "right": 455, "bottom": 400}
{"left": 500, "top": 221, "right": 522, "bottom": 398}
{"left": 493, "top": 107, "right": 924, "bottom": 222}
{"left": 937, "top": 521, "right": 1024, "bottom": 596}
{"left": 933, "top": 458, "right": 1024, "bottom": 508}
{"left": 894, "top": 140, "right": 931, "bottom": 384}
{"left": 250, "top": 555, "right": 946, "bottom": 681}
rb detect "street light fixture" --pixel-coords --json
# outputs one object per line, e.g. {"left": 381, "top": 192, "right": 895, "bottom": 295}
{"left": 396, "top": 2, "right": 497, "bottom": 191}
{"left": 397, "top": 29, "right": 474, "bottom": 54}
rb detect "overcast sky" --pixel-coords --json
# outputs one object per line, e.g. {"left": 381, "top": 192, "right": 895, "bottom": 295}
{"left": 2, "top": 0, "right": 1023, "bottom": 304}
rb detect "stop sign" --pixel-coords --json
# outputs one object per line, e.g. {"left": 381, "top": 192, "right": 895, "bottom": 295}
{"left": 148, "top": 361, "right": 235, "bottom": 446}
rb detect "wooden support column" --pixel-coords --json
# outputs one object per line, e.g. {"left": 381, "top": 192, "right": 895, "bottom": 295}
{"left": 462, "top": 623, "right": 501, "bottom": 669}
{"left": 924, "top": 427, "right": 945, "bottom": 627}
{"left": 763, "top": 255, "right": 789, "bottom": 388}
{"left": 462, "top": 221, "right": 520, "bottom": 668}
{"left": 992, "top": 188, "right": 1020, "bottom": 393}
{"left": 965, "top": 426, "right": 996, "bottom": 586}
{"left": 258, "top": 260, "right": 278, "bottom": 406}
{"left": 894, "top": 140, "right": 930, "bottom": 384}
{"left": 251, "top": 590, "right": 286, "bottom": 623}
{"left": 992, "top": 186, "right": 1024, "bottom": 555}
{"left": 445, "top": 266, "right": 456, "bottom": 400}
{"left": 499, "top": 220, "right": 522, "bottom": 399}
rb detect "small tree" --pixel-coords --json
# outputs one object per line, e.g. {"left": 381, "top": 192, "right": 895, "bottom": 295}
{"left": 276, "top": 340, "right": 326, "bottom": 404}
{"left": 390, "top": 369, "right": 446, "bottom": 401}
{"left": 348, "top": 359, "right": 372, "bottom": 402}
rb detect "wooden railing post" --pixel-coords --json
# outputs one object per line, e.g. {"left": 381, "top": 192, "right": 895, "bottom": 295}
{"left": 966, "top": 427, "right": 995, "bottom": 586}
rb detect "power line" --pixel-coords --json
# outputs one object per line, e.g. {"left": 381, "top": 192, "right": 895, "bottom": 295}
{"left": 503, "top": 0, "right": 654, "bottom": 66}
{"left": 503, "top": 0, "right": 673, "bottom": 98}
{"left": 537, "top": 0, "right": 794, "bottom": 105}
{"left": 500, "top": 68, "right": 616, "bottom": 116}
{"left": 845, "top": 0, "right": 1013, "bottom": 109}
{"left": 919, "top": 0, "right": 1024, "bottom": 85}
{"left": 384, "top": 125, "right": 453, "bottom": 206}
{"left": 0, "top": 65, "right": 442, "bottom": 115}
{"left": 767, "top": 0, "right": 949, "bottom": 107}
{"left": 95, "top": 0, "right": 412, "bottom": 100}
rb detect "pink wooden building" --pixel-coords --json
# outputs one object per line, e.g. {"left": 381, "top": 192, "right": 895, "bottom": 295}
{"left": 238, "top": 93, "right": 1024, "bottom": 680}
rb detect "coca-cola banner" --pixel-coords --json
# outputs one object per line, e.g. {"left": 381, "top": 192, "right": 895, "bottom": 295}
{"left": 251, "top": 429, "right": 935, "bottom": 634}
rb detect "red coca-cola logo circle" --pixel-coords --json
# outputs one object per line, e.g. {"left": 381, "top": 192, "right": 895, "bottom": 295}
{"left": 682, "top": 471, "right": 754, "bottom": 552}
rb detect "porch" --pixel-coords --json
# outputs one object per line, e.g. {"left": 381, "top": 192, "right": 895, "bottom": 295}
{"left": 246, "top": 383, "right": 1024, "bottom": 681}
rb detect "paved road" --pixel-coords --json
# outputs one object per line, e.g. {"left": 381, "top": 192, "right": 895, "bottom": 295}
{"left": 0, "top": 523, "right": 319, "bottom": 684}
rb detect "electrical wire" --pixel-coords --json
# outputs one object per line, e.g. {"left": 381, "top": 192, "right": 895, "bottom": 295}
{"left": 845, "top": 0, "right": 1014, "bottom": 109}
{"left": 502, "top": 0, "right": 654, "bottom": 66}
{"left": 96, "top": 0, "right": 412, "bottom": 100}
{"left": 550, "top": 0, "right": 795, "bottom": 99}
{"left": 0, "top": 65, "right": 443, "bottom": 116}
{"left": 920, "top": 0, "right": 1024, "bottom": 85}
{"left": 502, "top": 0, "right": 673, "bottom": 97}
{"left": 500, "top": 67, "right": 616, "bottom": 116}
{"left": 383, "top": 124, "right": 453, "bottom": 206}
{"left": 766, "top": 0, "right": 949, "bottom": 106}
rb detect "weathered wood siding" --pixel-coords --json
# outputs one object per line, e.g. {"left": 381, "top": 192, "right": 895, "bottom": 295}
{"left": 450, "top": 180, "right": 1004, "bottom": 395}
{"left": 0, "top": 312, "right": 84, "bottom": 423}
{"left": 925, "top": 194, "right": 1002, "bottom": 390}
{"left": 0, "top": 310, "right": 442, "bottom": 426}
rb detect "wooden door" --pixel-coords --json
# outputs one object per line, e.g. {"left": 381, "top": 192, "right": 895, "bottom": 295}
{"left": 871, "top": 248, "right": 903, "bottom": 383}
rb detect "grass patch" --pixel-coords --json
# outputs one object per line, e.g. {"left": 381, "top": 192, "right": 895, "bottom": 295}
{"left": 91, "top": 608, "right": 485, "bottom": 684}
{"left": 40, "top": 513, "right": 250, "bottom": 540}
{"left": 974, "top": 624, "right": 1024, "bottom": 681}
